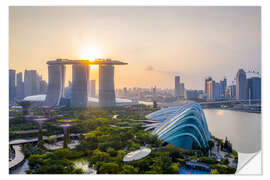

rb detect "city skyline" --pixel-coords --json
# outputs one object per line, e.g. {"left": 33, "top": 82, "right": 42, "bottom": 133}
{"left": 9, "top": 6, "right": 261, "bottom": 89}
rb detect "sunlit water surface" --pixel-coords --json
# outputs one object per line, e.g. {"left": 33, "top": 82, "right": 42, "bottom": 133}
{"left": 204, "top": 109, "right": 261, "bottom": 153}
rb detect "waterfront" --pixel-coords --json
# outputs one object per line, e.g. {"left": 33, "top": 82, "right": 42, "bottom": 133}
{"left": 204, "top": 109, "right": 261, "bottom": 153}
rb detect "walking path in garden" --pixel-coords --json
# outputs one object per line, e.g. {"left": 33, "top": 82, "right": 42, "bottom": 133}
{"left": 13, "top": 129, "right": 47, "bottom": 135}
{"left": 9, "top": 133, "right": 84, "bottom": 145}
{"left": 9, "top": 145, "right": 25, "bottom": 170}
{"left": 9, "top": 133, "right": 86, "bottom": 170}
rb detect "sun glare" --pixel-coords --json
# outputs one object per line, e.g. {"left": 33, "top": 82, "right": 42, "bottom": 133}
{"left": 81, "top": 47, "right": 102, "bottom": 62}
{"left": 216, "top": 110, "right": 224, "bottom": 116}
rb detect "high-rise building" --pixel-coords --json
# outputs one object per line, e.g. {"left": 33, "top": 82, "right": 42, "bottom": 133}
{"left": 24, "top": 70, "right": 40, "bottom": 97}
{"left": 175, "top": 76, "right": 180, "bottom": 97}
{"left": 152, "top": 86, "right": 157, "bottom": 99}
{"left": 180, "top": 83, "right": 185, "bottom": 98}
{"left": 9, "top": 69, "right": 16, "bottom": 102}
{"left": 44, "top": 65, "right": 66, "bottom": 106}
{"left": 231, "top": 85, "right": 236, "bottom": 99}
{"left": 227, "top": 85, "right": 236, "bottom": 99}
{"left": 207, "top": 80, "right": 215, "bottom": 101}
{"left": 39, "top": 80, "right": 48, "bottom": 94}
{"left": 175, "top": 76, "right": 184, "bottom": 99}
{"left": 71, "top": 64, "right": 89, "bottom": 108}
{"left": 220, "top": 78, "right": 227, "bottom": 99}
{"left": 236, "top": 69, "right": 247, "bottom": 100}
{"left": 99, "top": 65, "right": 116, "bottom": 107}
{"left": 36, "top": 75, "right": 42, "bottom": 94}
{"left": 185, "top": 90, "right": 203, "bottom": 100}
{"left": 16, "top": 72, "right": 24, "bottom": 100}
{"left": 246, "top": 77, "right": 261, "bottom": 100}
{"left": 214, "top": 83, "right": 222, "bottom": 100}
{"left": 123, "top": 87, "right": 128, "bottom": 97}
{"left": 204, "top": 77, "right": 212, "bottom": 94}
{"left": 89, "top": 80, "right": 96, "bottom": 97}
{"left": 45, "top": 58, "right": 126, "bottom": 108}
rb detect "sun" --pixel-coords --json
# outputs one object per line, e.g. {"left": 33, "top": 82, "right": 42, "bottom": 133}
{"left": 81, "top": 47, "right": 102, "bottom": 62}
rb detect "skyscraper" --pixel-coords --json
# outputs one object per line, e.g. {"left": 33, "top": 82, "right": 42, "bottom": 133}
{"left": 246, "top": 77, "right": 261, "bottom": 100}
{"left": 16, "top": 72, "right": 24, "bottom": 100}
{"left": 71, "top": 64, "right": 89, "bottom": 108}
{"left": 44, "top": 65, "right": 66, "bottom": 106}
{"left": 236, "top": 69, "right": 247, "bottom": 100}
{"left": 99, "top": 65, "right": 116, "bottom": 107}
{"left": 227, "top": 85, "right": 236, "bottom": 99}
{"left": 175, "top": 76, "right": 184, "bottom": 99}
{"left": 207, "top": 80, "right": 215, "bottom": 101}
{"left": 24, "top": 70, "right": 39, "bottom": 97}
{"left": 152, "top": 86, "right": 157, "bottom": 100}
{"left": 204, "top": 77, "right": 212, "bottom": 94}
{"left": 214, "top": 83, "right": 222, "bottom": 100}
{"left": 175, "top": 76, "right": 180, "bottom": 97}
{"left": 9, "top": 69, "right": 16, "bottom": 103}
{"left": 185, "top": 90, "right": 202, "bottom": 100}
{"left": 123, "top": 87, "right": 128, "bottom": 97}
{"left": 180, "top": 83, "right": 185, "bottom": 98}
{"left": 220, "top": 78, "right": 227, "bottom": 99}
{"left": 39, "top": 80, "right": 48, "bottom": 94}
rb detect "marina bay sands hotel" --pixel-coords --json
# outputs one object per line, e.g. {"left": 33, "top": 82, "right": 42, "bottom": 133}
{"left": 44, "top": 58, "right": 127, "bottom": 108}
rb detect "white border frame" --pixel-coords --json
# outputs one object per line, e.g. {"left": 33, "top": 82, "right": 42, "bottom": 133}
{"left": 1, "top": 0, "right": 268, "bottom": 179}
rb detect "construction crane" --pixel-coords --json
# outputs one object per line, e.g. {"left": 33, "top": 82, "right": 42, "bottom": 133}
{"left": 246, "top": 70, "right": 261, "bottom": 77}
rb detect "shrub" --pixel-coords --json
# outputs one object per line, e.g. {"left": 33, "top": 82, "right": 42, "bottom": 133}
{"left": 199, "top": 156, "right": 216, "bottom": 164}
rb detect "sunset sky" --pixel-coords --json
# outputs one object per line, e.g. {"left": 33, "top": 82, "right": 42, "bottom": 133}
{"left": 9, "top": 6, "right": 261, "bottom": 89}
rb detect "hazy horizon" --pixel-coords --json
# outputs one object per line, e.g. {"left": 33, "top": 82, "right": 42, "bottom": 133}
{"left": 9, "top": 6, "right": 261, "bottom": 89}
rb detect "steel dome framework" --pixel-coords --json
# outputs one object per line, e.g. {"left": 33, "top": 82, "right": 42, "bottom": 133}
{"left": 147, "top": 102, "right": 211, "bottom": 150}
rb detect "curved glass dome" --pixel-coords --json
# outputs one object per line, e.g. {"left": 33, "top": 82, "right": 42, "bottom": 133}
{"left": 147, "top": 102, "right": 211, "bottom": 150}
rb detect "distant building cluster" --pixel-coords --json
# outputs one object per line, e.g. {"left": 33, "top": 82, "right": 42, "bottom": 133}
{"left": 204, "top": 69, "right": 261, "bottom": 101}
{"left": 204, "top": 77, "right": 227, "bottom": 101}
{"left": 235, "top": 69, "right": 261, "bottom": 100}
{"left": 9, "top": 65, "right": 261, "bottom": 107}
{"left": 185, "top": 90, "right": 204, "bottom": 100}
{"left": 174, "top": 76, "right": 206, "bottom": 101}
{"left": 9, "top": 69, "right": 48, "bottom": 105}
{"left": 116, "top": 87, "right": 175, "bottom": 103}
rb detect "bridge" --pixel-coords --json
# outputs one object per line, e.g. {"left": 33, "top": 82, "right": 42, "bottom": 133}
{"left": 199, "top": 99, "right": 261, "bottom": 105}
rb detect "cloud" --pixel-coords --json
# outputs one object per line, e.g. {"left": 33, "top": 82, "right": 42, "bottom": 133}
{"left": 145, "top": 66, "right": 155, "bottom": 71}
{"left": 144, "top": 66, "right": 182, "bottom": 75}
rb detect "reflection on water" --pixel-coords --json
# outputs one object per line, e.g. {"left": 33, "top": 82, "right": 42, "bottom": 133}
{"left": 216, "top": 110, "right": 224, "bottom": 116}
{"left": 204, "top": 109, "right": 261, "bottom": 153}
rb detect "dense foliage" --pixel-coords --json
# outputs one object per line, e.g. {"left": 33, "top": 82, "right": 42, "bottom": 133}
{"left": 26, "top": 148, "right": 84, "bottom": 174}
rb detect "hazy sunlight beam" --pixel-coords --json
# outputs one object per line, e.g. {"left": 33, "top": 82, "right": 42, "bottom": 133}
{"left": 81, "top": 47, "right": 102, "bottom": 62}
